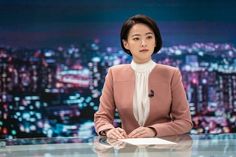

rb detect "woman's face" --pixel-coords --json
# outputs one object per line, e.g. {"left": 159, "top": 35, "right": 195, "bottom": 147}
{"left": 123, "top": 23, "right": 156, "bottom": 64}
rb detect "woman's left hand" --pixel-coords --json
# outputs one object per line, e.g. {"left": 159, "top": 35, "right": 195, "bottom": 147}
{"left": 128, "top": 127, "right": 156, "bottom": 138}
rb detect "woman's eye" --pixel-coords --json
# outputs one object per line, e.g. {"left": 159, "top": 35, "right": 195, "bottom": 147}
{"left": 133, "top": 38, "right": 140, "bottom": 41}
{"left": 147, "top": 36, "right": 153, "bottom": 39}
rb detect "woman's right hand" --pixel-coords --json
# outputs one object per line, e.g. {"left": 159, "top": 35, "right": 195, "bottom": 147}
{"left": 106, "top": 127, "right": 128, "bottom": 139}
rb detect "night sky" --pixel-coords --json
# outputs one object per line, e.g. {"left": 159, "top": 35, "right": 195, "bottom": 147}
{"left": 0, "top": 0, "right": 236, "bottom": 48}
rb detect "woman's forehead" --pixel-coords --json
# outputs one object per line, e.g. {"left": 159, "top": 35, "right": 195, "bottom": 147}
{"left": 128, "top": 24, "right": 154, "bottom": 36}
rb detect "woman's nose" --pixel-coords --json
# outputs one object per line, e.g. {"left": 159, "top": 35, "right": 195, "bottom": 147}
{"left": 141, "top": 39, "right": 147, "bottom": 47}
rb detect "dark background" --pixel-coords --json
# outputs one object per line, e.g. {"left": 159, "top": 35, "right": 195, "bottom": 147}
{"left": 1, "top": 0, "right": 236, "bottom": 48}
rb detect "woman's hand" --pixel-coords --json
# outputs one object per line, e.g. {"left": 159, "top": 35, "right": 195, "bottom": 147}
{"left": 128, "top": 127, "right": 156, "bottom": 138}
{"left": 106, "top": 127, "right": 128, "bottom": 139}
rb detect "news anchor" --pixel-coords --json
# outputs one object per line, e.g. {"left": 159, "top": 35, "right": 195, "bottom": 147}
{"left": 94, "top": 14, "right": 192, "bottom": 139}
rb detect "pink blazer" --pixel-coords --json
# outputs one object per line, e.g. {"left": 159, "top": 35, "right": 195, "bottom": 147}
{"left": 94, "top": 64, "right": 193, "bottom": 137}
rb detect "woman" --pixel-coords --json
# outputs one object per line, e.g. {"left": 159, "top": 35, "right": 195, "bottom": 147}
{"left": 94, "top": 14, "right": 192, "bottom": 139}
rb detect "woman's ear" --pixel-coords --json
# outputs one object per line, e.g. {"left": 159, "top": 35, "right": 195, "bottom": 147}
{"left": 122, "top": 39, "right": 129, "bottom": 50}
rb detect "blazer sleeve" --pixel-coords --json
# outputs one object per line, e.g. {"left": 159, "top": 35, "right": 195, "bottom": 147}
{"left": 94, "top": 68, "right": 116, "bottom": 135}
{"left": 149, "top": 68, "right": 193, "bottom": 137}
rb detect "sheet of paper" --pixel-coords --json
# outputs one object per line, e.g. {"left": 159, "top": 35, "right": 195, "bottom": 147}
{"left": 119, "top": 138, "right": 176, "bottom": 145}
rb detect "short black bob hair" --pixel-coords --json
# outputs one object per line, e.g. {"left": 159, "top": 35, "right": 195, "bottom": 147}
{"left": 120, "top": 14, "right": 162, "bottom": 55}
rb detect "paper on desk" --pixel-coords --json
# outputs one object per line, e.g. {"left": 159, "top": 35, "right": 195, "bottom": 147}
{"left": 119, "top": 138, "right": 176, "bottom": 145}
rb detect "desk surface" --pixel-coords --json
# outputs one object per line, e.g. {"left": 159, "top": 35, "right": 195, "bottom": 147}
{"left": 0, "top": 133, "right": 236, "bottom": 157}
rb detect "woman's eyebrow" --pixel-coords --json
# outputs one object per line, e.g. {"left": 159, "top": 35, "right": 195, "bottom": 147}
{"left": 130, "top": 32, "right": 154, "bottom": 37}
{"left": 146, "top": 32, "right": 154, "bottom": 35}
{"left": 131, "top": 34, "right": 141, "bottom": 37}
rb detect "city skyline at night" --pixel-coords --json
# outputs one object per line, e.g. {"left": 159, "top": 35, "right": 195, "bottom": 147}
{"left": 1, "top": 42, "right": 236, "bottom": 138}
{"left": 0, "top": 1, "right": 236, "bottom": 139}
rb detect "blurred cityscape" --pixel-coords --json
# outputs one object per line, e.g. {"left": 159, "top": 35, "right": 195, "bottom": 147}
{"left": 0, "top": 41, "right": 236, "bottom": 139}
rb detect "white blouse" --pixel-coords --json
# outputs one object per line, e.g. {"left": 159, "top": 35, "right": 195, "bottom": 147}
{"left": 131, "top": 60, "right": 156, "bottom": 126}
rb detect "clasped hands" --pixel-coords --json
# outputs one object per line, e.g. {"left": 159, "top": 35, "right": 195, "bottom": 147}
{"left": 106, "top": 127, "right": 156, "bottom": 139}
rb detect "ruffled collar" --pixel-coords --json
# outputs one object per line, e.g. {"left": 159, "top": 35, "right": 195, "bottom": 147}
{"left": 131, "top": 60, "right": 156, "bottom": 73}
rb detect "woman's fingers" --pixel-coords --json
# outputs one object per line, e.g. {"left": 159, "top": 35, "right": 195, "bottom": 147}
{"left": 107, "top": 128, "right": 127, "bottom": 139}
{"left": 128, "top": 127, "right": 144, "bottom": 138}
{"left": 113, "top": 128, "right": 125, "bottom": 139}
{"left": 128, "top": 127, "right": 154, "bottom": 138}
{"left": 106, "top": 127, "right": 155, "bottom": 139}
{"left": 116, "top": 128, "right": 128, "bottom": 138}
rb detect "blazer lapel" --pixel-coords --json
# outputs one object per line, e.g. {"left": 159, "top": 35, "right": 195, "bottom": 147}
{"left": 145, "top": 65, "right": 158, "bottom": 126}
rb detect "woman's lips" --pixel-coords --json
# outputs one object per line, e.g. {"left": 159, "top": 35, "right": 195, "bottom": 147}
{"left": 139, "top": 49, "right": 149, "bottom": 52}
